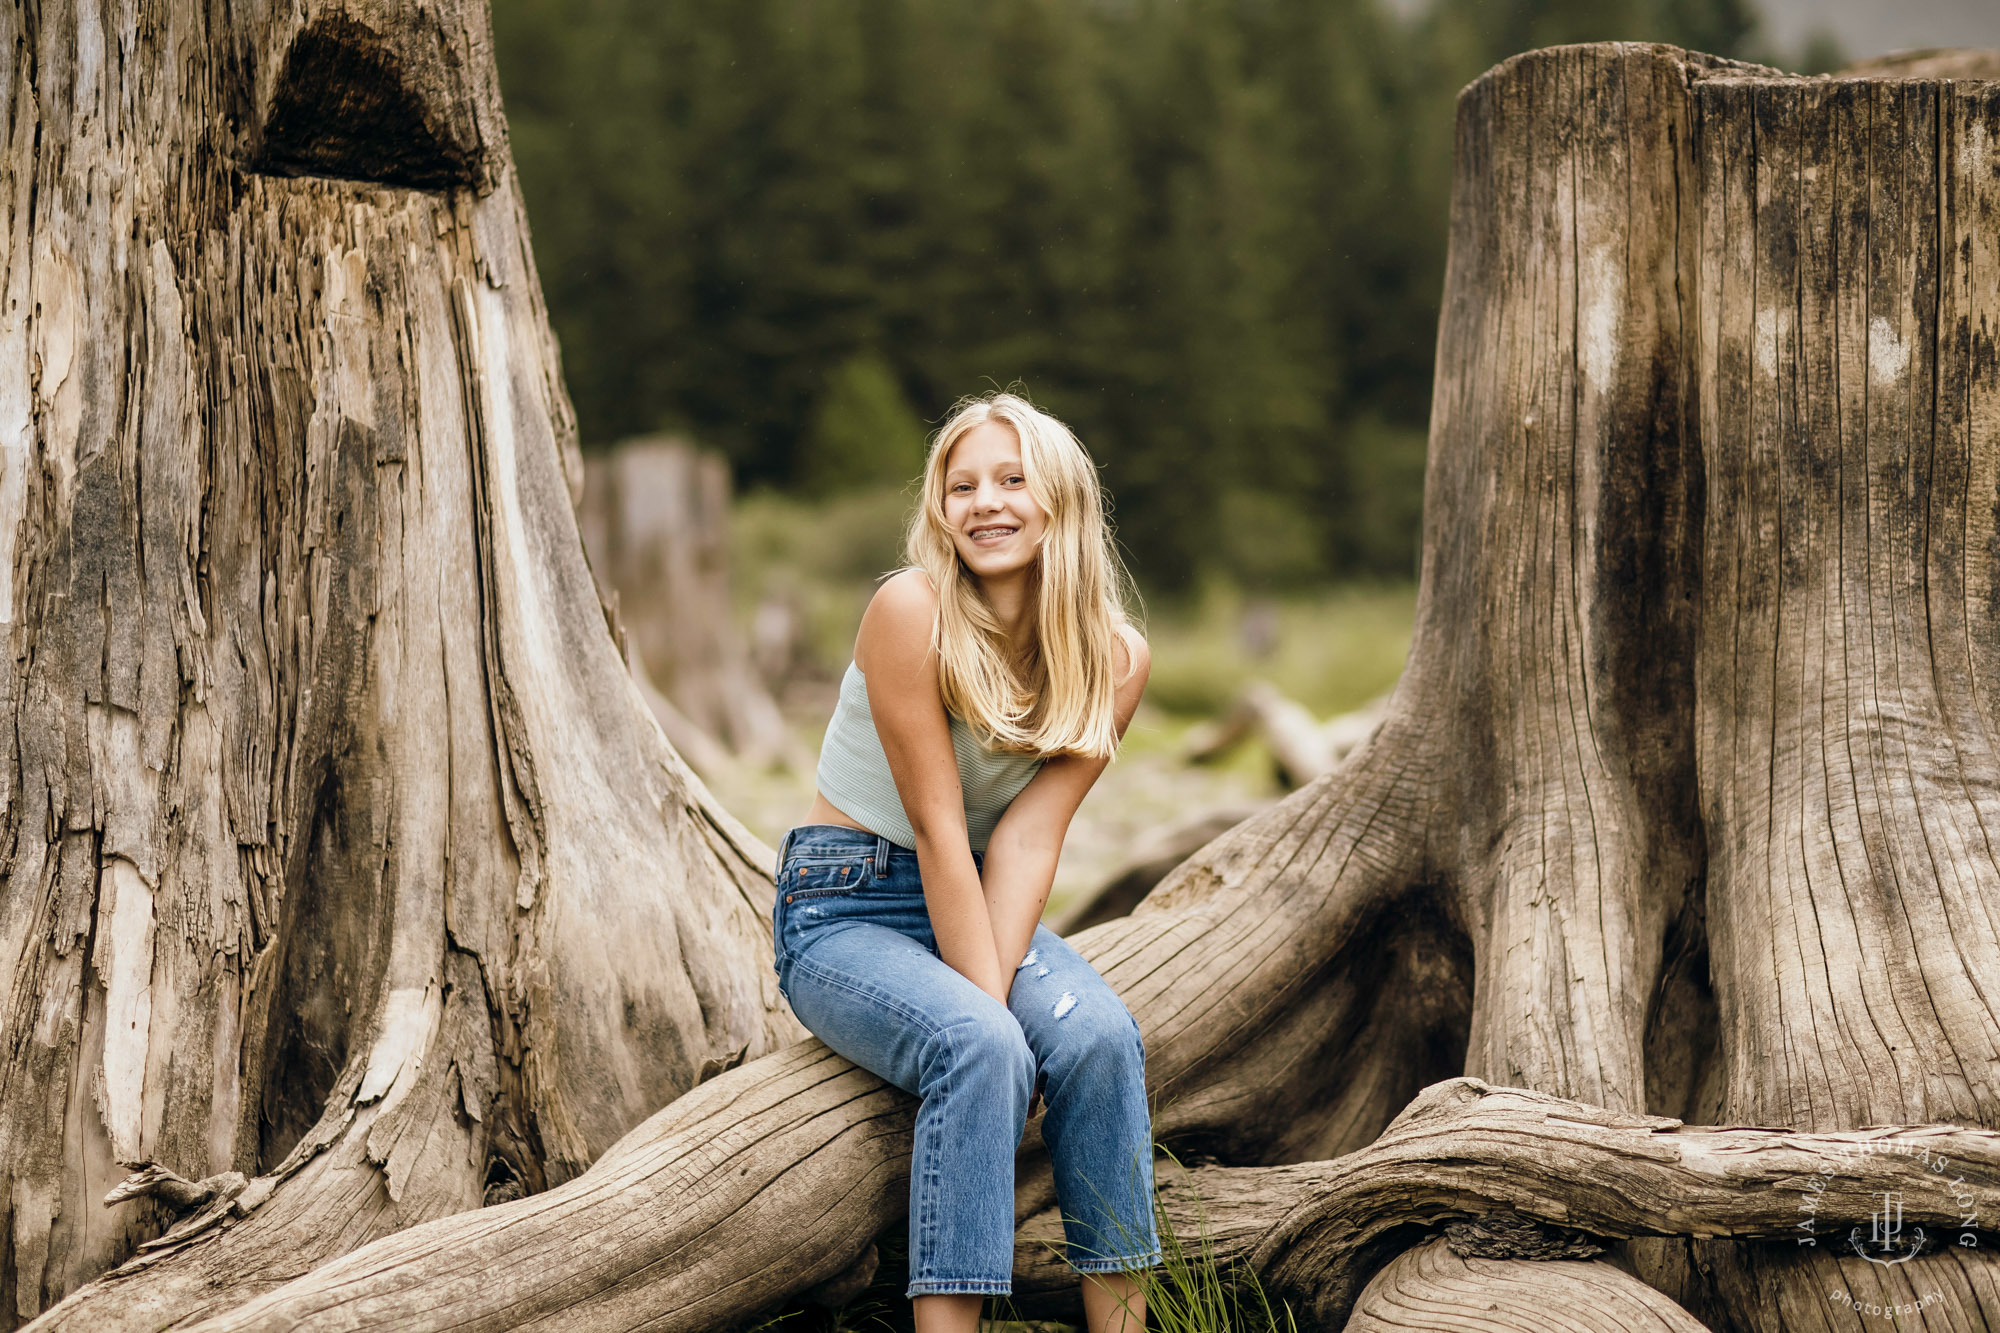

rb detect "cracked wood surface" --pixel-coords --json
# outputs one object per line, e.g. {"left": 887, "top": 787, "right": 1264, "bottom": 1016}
{"left": 155, "top": 720, "right": 1444, "bottom": 1330}
{"left": 1672, "top": 64, "right": 2000, "bottom": 1330}
{"left": 0, "top": 1, "right": 799, "bottom": 1326}
{"left": 1015, "top": 1079, "right": 2000, "bottom": 1327}
{"left": 1348, "top": 1240, "right": 1710, "bottom": 1333}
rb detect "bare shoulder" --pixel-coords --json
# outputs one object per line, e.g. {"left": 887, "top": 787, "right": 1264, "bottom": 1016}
{"left": 1111, "top": 624, "right": 1150, "bottom": 735}
{"left": 1113, "top": 622, "right": 1152, "bottom": 687}
{"left": 856, "top": 569, "right": 938, "bottom": 677}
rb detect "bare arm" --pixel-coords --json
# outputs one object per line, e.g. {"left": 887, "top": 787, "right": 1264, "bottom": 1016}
{"left": 983, "top": 627, "right": 1151, "bottom": 975}
{"left": 857, "top": 570, "right": 1011, "bottom": 1007}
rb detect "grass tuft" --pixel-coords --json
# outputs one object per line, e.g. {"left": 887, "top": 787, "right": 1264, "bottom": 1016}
{"left": 1072, "top": 1150, "right": 1296, "bottom": 1333}
{"left": 1127, "top": 1185, "right": 1297, "bottom": 1333}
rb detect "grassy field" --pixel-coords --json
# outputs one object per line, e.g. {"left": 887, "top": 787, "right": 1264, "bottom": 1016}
{"left": 1134, "top": 580, "right": 1416, "bottom": 720}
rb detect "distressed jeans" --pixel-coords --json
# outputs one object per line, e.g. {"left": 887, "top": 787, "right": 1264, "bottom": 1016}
{"left": 773, "top": 824, "right": 1161, "bottom": 1297}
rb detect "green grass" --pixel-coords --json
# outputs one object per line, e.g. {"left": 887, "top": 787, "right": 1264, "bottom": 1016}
{"left": 1139, "top": 580, "right": 1414, "bottom": 720}
{"left": 1125, "top": 1180, "right": 1298, "bottom": 1333}
{"left": 1063, "top": 1151, "right": 1297, "bottom": 1333}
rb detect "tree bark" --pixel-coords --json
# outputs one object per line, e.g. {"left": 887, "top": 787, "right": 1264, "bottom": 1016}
{"left": 1049, "top": 804, "right": 1263, "bottom": 936}
{"left": 0, "top": 1, "right": 798, "bottom": 1325}
{"left": 1656, "top": 62, "right": 2000, "bottom": 1331}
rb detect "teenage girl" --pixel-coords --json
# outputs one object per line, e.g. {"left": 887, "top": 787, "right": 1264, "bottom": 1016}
{"left": 772, "top": 392, "right": 1158, "bottom": 1333}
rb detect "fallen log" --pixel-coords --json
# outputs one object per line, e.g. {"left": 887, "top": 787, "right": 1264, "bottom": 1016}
{"left": 155, "top": 1066, "right": 2000, "bottom": 1330}
{"left": 1347, "top": 1241, "right": 1708, "bottom": 1333}
{"left": 1837, "top": 49, "right": 2000, "bottom": 79}
{"left": 1184, "top": 684, "right": 1389, "bottom": 787}
{"left": 1012, "top": 1078, "right": 2000, "bottom": 1325}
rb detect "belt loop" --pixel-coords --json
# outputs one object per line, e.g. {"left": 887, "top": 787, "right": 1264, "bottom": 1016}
{"left": 874, "top": 833, "right": 891, "bottom": 881}
{"left": 776, "top": 827, "right": 795, "bottom": 876}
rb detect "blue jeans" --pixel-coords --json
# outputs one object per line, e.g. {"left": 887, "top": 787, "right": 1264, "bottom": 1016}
{"left": 773, "top": 824, "right": 1161, "bottom": 1297}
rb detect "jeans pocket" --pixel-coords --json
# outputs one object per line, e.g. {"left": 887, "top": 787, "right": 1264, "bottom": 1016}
{"left": 779, "top": 853, "right": 875, "bottom": 903}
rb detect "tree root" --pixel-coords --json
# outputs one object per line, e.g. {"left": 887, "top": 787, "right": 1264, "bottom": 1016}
{"left": 1010, "top": 1078, "right": 2000, "bottom": 1327}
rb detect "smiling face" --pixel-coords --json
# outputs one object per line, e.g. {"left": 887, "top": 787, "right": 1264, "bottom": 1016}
{"left": 940, "top": 420, "right": 1050, "bottom": 584}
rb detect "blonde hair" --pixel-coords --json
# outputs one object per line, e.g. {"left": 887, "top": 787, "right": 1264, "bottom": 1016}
{"left": 905, "top": 392, "right": 1133, "bottom": 760}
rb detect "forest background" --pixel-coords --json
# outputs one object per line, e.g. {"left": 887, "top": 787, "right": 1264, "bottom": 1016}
{"left": 490, "top": 0, "right": 1834, "bottom": 594}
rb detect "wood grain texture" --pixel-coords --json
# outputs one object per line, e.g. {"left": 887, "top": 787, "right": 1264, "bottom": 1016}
{"left": 0, "top": 1, "right": 800, "bottom": 1326}
{"left": 130, "top": 722, "right": 1448, "bottom": 1329}
{"left": 1010, "top": 1079, "right": 2000, "bottom": 1327}
{"left": 1671, "top": 70, "right": 2000, "bottom": 1333}
{"left": 1422, "top": 43, "right": 1727, "bottom": 1115}
{"left": 1348, "top": 1240, "right": 1709, "bottom": 1333}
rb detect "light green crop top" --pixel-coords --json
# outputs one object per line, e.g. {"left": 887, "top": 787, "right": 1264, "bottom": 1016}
{"left": 815, "top": 662, "right": 1045, "bottom": 851}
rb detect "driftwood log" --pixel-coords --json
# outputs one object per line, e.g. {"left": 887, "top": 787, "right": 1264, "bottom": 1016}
{"left": 9, "top": 16, "right": 2000, "bottom": 1333}
{"left": 1049, "top": 804, "right": 1265, "bottom": 936}
{"left": 1183, "top": 684, "right": 1389, "bottom": 787}
{"left": 1012, "top": 1078, "right": 2000, "bottom": 1325}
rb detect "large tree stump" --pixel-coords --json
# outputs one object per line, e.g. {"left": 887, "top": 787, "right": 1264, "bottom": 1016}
{"left": 15, "top": 26, "right": 2000, "bottom": 1333}
{"left": 1661, "top": 59, "right": 2000, "bottom": 1330}
{"left": 0, "top": 1, "right": 798, "bottom": 1327}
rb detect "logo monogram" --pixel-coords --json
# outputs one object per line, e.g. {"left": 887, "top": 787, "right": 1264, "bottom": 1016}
{"left": 1849, "top": 1191, "right": 1926, "bottom": 1266}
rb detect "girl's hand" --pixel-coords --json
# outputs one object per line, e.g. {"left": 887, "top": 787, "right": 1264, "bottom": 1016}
{"left": 982, "top": 625, "right": 1151, "bottom": 970}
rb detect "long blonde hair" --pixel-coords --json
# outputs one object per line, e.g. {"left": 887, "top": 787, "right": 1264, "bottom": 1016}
{"left": 906, "top": 392, "right": 1134, "bottom": 759}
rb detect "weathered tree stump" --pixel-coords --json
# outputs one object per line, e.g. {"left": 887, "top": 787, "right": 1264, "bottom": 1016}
{"left": 10, "top": 20, "right": 2000, "bottom": 1333}
{"left": 0, "top": 1, "right": 798, "bottom": 1327}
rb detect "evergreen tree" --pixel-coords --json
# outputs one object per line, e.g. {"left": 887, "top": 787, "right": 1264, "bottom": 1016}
{"left": 492, "top": 0, "right": 1756, "bottom": 589}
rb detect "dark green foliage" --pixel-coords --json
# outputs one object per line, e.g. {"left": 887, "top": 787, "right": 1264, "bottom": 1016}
{"left": 492, "top": 0, "right": 1759, "bottom": 589}
{"left": 1421, "top": 0, "right": 1758, "bottom": 61}
{"left": 805, "top": 352, "right": 931, "bottom": 492}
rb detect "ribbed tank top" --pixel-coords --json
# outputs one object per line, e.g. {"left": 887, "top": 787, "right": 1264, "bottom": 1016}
{"left": 815, "top": 662, "right": 1045, "bottom": 851}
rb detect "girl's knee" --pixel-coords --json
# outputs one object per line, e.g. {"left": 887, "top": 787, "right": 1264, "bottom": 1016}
{"left": 1093, "top": 1011, "right": 1146, "bottom": 1073}
{"left": 1049, "top": 999, "right": 1144, "bottom": 1074}
{"left": 933, "top": 1008, "right": 1034, "bottom": 1093}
